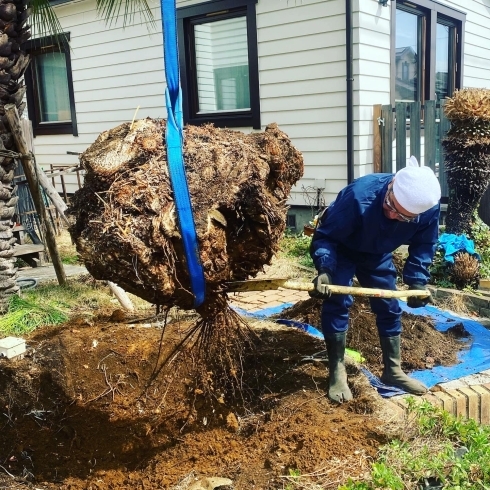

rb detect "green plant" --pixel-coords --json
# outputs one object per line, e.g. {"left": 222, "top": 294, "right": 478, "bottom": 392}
{"left": 280, "top": 233, "right": 314, "bottom": 268}
{"left": 0, "top": 294, "right": 68, "bottom": 335}
{"left": 347, "top": 398, "right": 490, "bottom": 489}
{"left": 429, "top": 249, "right": 456, "bottom": 288}
{"left": 470, "top": 214, "right": 490, "bottom": 278}
{"left": 60, "top": 253, "right": 81, "bottom": 265}
{"left": 0, "top": 279, "right": 117, "bottom": 336}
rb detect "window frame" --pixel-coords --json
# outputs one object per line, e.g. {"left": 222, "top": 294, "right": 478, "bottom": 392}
{"left": 391, "top": 0, "right": 465, "bottom": 105}
{"left": 177, "top": 0, "right": 260, "bottom": 129}
{"left": 24, "top": 33, "right": 78, "bottom": 137}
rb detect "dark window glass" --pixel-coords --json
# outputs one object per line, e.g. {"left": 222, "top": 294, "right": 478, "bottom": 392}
{"left": 33, "top": 52, "right": 71, "bottom": 123}
{"left": 178, "top": 0, "right": 260, "bottom": 129}
{"left": 24, "top": 35, "right": 78, "bottom": 136}
{"left": 395, "top": 9, "right": 421, "bottom": 102}
{"left": 393, "top": 1, "right": 463, "bottom": 104}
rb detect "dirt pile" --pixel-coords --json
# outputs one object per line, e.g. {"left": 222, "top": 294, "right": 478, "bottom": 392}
{"left": 0, "top": 313, "right": 388, "bottom": 490}
{"left": 68, "top": 120, "right": 304, "bottom": 310}
{"left": 279, "top": 297, "right": 469, "bottom": 376}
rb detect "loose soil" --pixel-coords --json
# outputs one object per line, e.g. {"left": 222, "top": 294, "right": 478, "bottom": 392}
{"left": 0, "top": 297, "right": 469, "bottom": 490}
{"left": 279, "top": 297, "right": 469, "bottom": 376}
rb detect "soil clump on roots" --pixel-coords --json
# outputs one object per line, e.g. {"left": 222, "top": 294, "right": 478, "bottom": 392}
{"left": 67, "top": 119, "right": 304, "bottom": 399}
{"left": 68, "top": 119, "right": 304, "bottom": 310}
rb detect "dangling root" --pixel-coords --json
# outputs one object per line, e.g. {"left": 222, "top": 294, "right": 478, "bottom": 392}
{"left": 147, "top": 294, "right": 258, "bottom": 402}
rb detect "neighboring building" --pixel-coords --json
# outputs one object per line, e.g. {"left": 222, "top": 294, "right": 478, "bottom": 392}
{"left": 25, "top": 0, "right": 490, "bottom": 229}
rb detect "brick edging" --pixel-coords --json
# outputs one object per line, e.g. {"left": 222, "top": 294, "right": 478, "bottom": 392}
{"left": 391, "top": 384, "right": 490, "bottom": 424}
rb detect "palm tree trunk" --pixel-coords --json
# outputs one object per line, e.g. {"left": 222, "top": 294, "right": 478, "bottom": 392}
{"left": 0, "top": 0, "right": 31, "bottom": 311}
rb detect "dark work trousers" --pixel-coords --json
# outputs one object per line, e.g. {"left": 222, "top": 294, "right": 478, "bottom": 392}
{"left": 320, "top": 248, "right": 402, "bottom": 338}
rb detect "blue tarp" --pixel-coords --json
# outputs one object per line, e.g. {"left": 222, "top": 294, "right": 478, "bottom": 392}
{"left": 233, "top": 301, "right": 490, "bottom": 397}
{"left": 438, "top": 233, "right": 480, "bottom": 263}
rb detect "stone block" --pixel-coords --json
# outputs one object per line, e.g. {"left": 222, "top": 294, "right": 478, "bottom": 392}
{"left": 432, "top": 391, "right": 456, "bottom": 415}
{"left": 471, "top": 385, "right": 490, "bottom": 425}
{"left": 443, "top": 389, "right": 469, "bottom": 419}
{"left": 457, "top": 387, "right": 479, "bottom": 423}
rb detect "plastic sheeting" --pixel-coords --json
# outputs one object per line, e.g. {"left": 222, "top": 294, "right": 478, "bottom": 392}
{"left": 400, "top": 302, "right": 490, "bottom": 388}
{"left": 437, "top": 233, "right": 480, "bottom": 263}
{"left": 233, "top": 301, "right": 490, "bottom": 397}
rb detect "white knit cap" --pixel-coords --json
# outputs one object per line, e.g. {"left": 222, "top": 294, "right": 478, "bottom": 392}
{"left": 393, "top": 156, "right": 441, "bottom": 214}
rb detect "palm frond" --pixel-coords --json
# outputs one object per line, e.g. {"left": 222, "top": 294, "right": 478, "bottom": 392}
{"left": 28, "top": 0, "right": 69, "bottom": 48}
{"left": 95, "top": 0, "right": 157, "bottom": 29}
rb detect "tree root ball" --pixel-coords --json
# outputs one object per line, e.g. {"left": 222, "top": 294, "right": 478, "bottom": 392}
{"left": 68, "top": 119, "right": 304, "bottom": 309}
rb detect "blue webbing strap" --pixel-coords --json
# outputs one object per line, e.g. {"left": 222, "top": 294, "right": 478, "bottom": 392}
{"left": 161, "top": 0, "right": 206, "bottom": 307}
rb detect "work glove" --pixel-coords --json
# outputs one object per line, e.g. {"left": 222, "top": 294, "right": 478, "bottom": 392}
{"left": 309, "top": 270, "right": 332, "bottom": 298}
{"left": 407, "top": 283, "right": 432, "bottom": 308}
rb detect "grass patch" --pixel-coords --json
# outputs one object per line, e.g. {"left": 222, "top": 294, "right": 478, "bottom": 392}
{"left": 0, "top": 279, "right": 116, "bottom": 336}
{"left": 56, "top": 229, "right": 81, "bottom": 265}
{"left": 341, "top": 398, "right": 490, "bottom": 490}
{"left": 279, "top": 232, "right": 314, "bottom": 269}
{"left": 0, "top": 294, "right": 68, "bottom": 336}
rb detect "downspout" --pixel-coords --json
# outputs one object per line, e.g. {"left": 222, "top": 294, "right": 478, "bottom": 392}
{"left": 345, "top": 0, "right": 354, "bottom": 184}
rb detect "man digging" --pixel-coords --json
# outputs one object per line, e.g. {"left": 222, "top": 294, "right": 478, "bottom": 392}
{"left": 310, "top": 158, "right": 441, "bottom": 403}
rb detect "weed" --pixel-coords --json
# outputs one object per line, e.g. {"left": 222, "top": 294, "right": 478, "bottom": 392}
{"left": 0, "top": 295, "right": 68, "bottom": 335}
{"left": 0, "top": 279, "right": 116, "bottom": 336}
{"left": 343, "top": 398, "right": 490, "bottom": 489}
{"left": 280, "top": 233, "right": 314, "bottom": 269}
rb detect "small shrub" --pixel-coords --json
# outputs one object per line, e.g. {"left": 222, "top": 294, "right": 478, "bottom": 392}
{"left": 280, "top": 232, "right": 314, "bottom": 268}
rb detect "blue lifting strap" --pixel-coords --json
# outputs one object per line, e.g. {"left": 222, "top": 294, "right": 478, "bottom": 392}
{"left": 161, "top": 0, "right": 206, "bottom": 307}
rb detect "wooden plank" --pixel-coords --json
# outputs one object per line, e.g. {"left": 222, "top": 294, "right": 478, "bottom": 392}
{"left": 395, "top": 102, "right": 407, "bottom": 172}
{"left": 438, "top": 99, "right": 451, "bottom": 200}
{"left": 409, "top": 101, "right": 421, "bottom": 162}
{"left": 373, "top": 104, "right": 382, "bottom": 173}
{"left": 12, "top": 243, "right": 45, "bottom": 257}
{"left": 380, "top": 104, "right": 393, "bottom": 173}
{"left": 424, "top": 100, "right": 437, "bottom": 171}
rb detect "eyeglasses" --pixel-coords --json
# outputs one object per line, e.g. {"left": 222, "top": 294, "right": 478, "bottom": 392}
{"left": 384, "top": 188, "right": 418, "bottom": 223}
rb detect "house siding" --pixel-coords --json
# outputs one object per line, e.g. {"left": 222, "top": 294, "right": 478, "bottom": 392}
{"left": 30, "top": 0, "right": 490, "bottom": 208}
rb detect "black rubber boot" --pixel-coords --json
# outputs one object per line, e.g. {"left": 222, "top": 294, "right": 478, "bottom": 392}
{"left": 324, "top": 332, "right": 353, "bottom": 403}
{"left": 380, "top": 335, "right": 427, "bottom": 395}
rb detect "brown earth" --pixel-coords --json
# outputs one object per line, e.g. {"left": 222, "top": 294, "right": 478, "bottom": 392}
{"left": 279, "top": 296, "right": 469, "bottom": 377}
{"left": 0, "top": 297, "right": 469, "bottom": 490}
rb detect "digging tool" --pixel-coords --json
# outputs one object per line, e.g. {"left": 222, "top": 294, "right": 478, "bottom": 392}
{"left": 225, "top": 278, "right": 431, "bottom": 299}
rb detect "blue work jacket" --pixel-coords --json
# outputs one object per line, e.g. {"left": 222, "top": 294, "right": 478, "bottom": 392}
{"left": 310, "top": 173, "right": 440, "bottom": 286}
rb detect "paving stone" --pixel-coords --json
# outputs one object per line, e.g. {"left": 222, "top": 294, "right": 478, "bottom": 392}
{"left": 465, "top": 294, "right": 490, "bottom": 310}
{"left": 471, "top": 385, "right": 490, "bottom": 425}
{"left": 432, "top": 391, "right": 456, "bottom": 415}
{"left": 456, "top": 387, "right": 478, "bottom": 422}
{"left": 442, "top": 389, "right": 468, "bottom": 419}
{"left": 422, "top": 392, "right": 444, "bottom": 409}
{"left": 390, "top": 395, "right": 410, "bottom": 412}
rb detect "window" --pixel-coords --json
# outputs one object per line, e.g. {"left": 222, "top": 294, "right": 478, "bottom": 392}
{"left": 177, "top": 0, "right": 260, "bottom": 129}
{"left": 392, "top": 1, "right": 465, "bottom": 104}
{"left": 24, "top": 34, "right": 78, "bottom": 136}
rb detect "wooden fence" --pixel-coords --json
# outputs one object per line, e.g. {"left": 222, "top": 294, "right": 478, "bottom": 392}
{"left": 373, "top": 100, "right": 451, "bottom": 201}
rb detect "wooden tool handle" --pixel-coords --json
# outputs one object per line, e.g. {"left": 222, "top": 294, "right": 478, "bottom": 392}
{"left": 282, "top": 280, "right": 430, "bottom": 299}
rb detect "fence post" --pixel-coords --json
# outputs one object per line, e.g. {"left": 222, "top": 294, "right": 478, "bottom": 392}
{"left": 381, "top": 104, "right": 393, "bottom": 173}
{"left": 438, "top": 99, "right": 450, "bottom": 200}
{"left": 424, "top": 100, "right": 437, "bottom": 171}
{"left": 409, "top": 101, "right": 421, "bottom": 163}
{"left": 395, "top": 102, "right": 407, "bottom": 171}
{"left": 373, "top": 104, "right": 382, "bottom": 172}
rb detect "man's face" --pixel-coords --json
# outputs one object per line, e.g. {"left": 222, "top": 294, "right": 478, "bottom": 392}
{"left": 383, "top": 182, "right": 419, "bottom": 222}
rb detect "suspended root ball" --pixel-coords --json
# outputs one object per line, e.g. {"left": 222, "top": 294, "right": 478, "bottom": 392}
{"left": 68, "top": 119, "right": 304, "bottom": 310}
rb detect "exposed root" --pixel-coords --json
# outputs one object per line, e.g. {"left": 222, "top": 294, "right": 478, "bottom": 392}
{"left": 145, "top": 295, "right": 258, "bottom": 402}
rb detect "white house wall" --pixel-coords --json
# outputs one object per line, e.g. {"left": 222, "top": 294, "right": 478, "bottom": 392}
{"left": 32, "top": 0, "right": 490, "bottom": 205}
